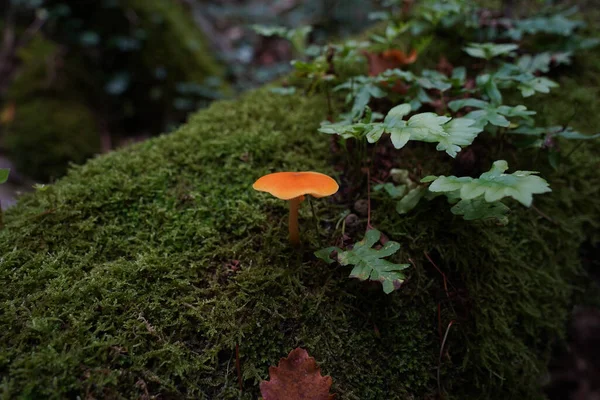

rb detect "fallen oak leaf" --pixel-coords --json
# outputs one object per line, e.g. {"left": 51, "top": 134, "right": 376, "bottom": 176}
{"left": 260, "top": 348, "right": 335, "bottom": 400}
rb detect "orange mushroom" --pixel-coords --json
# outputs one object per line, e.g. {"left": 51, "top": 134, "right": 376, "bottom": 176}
{"left": 253, "top": 171, "right": 339, "bottom": 245}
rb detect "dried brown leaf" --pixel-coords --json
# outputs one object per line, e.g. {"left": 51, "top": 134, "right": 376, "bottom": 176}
{"left": 363, "top": 49, "right": 417, "bottom": 94}
{"left": 364, "top": 49, "right": 418, "bottom": 76}
{"left": 260, "top": 348, "right": 335, "bottom": 400}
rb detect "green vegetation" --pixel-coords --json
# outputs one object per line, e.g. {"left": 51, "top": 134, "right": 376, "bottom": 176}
{"left": 4, "top": 37, "right": 100, "bottom": 181}
{"left": 4, "top": 98, "right": 100, "bottom": 181}
{"left": 0, "top": 1, "right": 599, "bottom": 399}
{"left": 2, "top": 0, "right": 225, "bottom": 182}
{"left": 126, "top": 0, "right": 222, "bottom": 82}
{"left": 316, "top": 229, "right": 410, "bottom": 294}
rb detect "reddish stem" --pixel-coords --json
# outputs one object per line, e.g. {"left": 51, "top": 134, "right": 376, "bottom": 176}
{"left": 424, "top": 251, "right": 458, "bottom": 299}
{"left": 366, "top": 168, "right": 373, "bottom": 232}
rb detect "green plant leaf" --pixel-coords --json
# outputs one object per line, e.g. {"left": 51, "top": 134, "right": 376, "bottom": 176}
{"left": 434, "top": 118, "right": 483, "bottom": 158}
{"left": 551, "top": 127, "right": 600, "bottom": 140}
{"left": 374, "top": 183, "right": 407, "bottom": 198}
{"left": 450, "top": 66, "right": 467, "bottom": 86}
{"left": 449, "top": 99, "right": 535, "bottom": 128}
{"left": 484, "top": 78, "right": 503, "bottom": 105}
{"left": 428, "top": 160, "right": 551, "bottom": 207}
{"left": 384, "top": 104, "right": 412, "bottom": 126}
{"left": 0, "top": 169, "right": 9, "bottom": 184}
{"left": 314, "top": 247, "right": 340, "bottom": 264}
{"left": 372, "top": 104, "right": 483, "bottom": 156}
{"left": 548, "top": 150, "right": 561, "bottom": 171}
{"left": 251, "top": 25, "right": 288, "bottom": 37}
{"left": 448, "top": 98, "right": 489, "bottom": 111}
{"left": 464, "top": 43, "right": 518, "bottom": 60}
{"left": 506, "top": 12, "right": 584, "bottom": 40}
{"left": 450, "top": 198, "right": 510, "bottom": 224}
{"left": 396, "top": 186, "right": 428, "bottom": 214}
{"left": 319, "top": 121, "right": 368, "bottom": 139}
{"left": 517, "top": 53, "right": 553, "bottom": 73}
{"left": 365, "top": 125, "right": 386, "bottom": 143}
{"left": 337, "top": 229, "right": 410, "bottom": 294}
{"left": 417, "top": 70, "right": 452, "bottom": 92}
{"left": 517, "top": 77, "right": 559, "bottom": 97}
{"left": 335, "top": 76, "right": 389, "bottom": 119}
{"left": 402, "top": 113, "right": 451, "bottom": 140}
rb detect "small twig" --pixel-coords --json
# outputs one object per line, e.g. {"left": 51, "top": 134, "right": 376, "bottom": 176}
{"left": 437, "top": 320, "right": 456, "bottom": 399}
{"left": 337, "top": 217, "right": 347, "bottom": 248}
{"left": 439, "top": 91, "right": 447, "bottom": 114}
{"left": 424, "top": 251, "right": 461, "bottom": 324}
{"left": 135, "top": 379, "right": 151, "bottom": 400}
{"left": 531, "top": 204, "right": 557, "bottom": 225}
{"left": 28, "top": 208, "right": 56, "bottom": 220}
{"left": 424, "top": 251, "right": 458, "bottom": 296}
{"left": 563, "top": 140, "right": 585, "bottom": 160}
{"left": 137, "top": 314, "right": 156, "bottom": 335}
{"left": 236, "top": 343, "right": 242, "bottom": 392}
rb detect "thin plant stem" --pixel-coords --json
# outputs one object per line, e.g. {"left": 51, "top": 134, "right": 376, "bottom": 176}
{"left": 366, "top": 168, "right": 373, "bottom": 232}
{"left": 236, "top": 343, "right": 242, "bottom": 392}
{"left": 564, "top": 140, "right": 584, "bottom": 160}
{"left": 308, "top": 196, "right": 320, "bottom": 237}
{"left": 437, "top": 320, "right": 456, "bottom": 399}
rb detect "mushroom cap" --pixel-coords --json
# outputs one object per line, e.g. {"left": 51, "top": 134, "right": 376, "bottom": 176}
{"left": 252, "top": 171, "right": 339, "bottom": 200}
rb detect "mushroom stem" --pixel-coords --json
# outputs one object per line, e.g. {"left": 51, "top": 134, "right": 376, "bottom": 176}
{"left": 288, "top": 196, "right": 302, "bottom": 245}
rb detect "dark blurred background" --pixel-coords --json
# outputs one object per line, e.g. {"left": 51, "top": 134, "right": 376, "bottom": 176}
{"left": 0, "top": 0, "right": 386, "bottom": 206}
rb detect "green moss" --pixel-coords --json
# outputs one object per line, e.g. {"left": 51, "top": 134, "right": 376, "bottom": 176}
{"left": 0, "top": 89, "right": 434, "bottom": 399}
{"left": 124, "top": 0, "right": 224, "bottom": 87}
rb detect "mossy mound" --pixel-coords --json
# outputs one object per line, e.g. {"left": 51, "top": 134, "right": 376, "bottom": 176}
{"left": 3, "top": 0, "right": 225, "bottom": 182}
{"left": 1, "top": 15, "right": 600, "bottom": 400}
{"left": 4, "top": 37, "right": 101, "bottom": 181}
{"left": 124, "top": 0, "right": 221, "bottom": 83}
{"left": 4, "top": 98, "right": 101, "bottom": 182}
